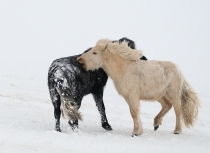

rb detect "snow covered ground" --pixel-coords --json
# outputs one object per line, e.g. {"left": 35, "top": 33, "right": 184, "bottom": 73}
{"left": 0, "top": 1, "right": 210, "bottom": 153}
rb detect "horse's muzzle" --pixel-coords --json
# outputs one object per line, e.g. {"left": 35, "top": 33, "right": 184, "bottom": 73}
{"left": 77, "top": 57, "right": 86, "bottom": 69}
{"left": 77, "top": 57, "right": 83, "bottom": 63}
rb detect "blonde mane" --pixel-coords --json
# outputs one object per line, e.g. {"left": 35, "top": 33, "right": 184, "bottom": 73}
{"left": 95, "top": 39, "right": 143, "bottom": 61}
{"left": 108, "top": 41, "right": 143, "bottom": 61}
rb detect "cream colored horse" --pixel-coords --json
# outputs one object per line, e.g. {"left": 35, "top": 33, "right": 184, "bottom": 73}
{"left": 77, "top": 39, "right": 200, "bottom": 136}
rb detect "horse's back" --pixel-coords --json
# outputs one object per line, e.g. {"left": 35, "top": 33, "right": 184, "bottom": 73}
{"left": 48, "top": 55, "right": 108, "bottom": 96}
{"left": 135, "top": 60, "right": 179, "bottom": 100}
{"left": 137, "top": 60, "right": 178, "bottom": 78}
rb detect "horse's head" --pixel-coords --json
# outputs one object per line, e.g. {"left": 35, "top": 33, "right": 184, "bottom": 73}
{"left": 77, "top": 39, "right": 111, "bottom": 71}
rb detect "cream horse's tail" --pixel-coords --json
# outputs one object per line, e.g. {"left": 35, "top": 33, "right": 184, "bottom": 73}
{"left": 181, "top": 79, "right": 200, "bottom": 127}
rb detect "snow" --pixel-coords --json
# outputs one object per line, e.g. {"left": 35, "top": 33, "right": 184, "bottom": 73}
{"left": 0, "top": 1, "right": 210, "bottom": 153}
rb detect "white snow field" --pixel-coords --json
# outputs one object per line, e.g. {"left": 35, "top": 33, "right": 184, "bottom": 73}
{"left": 0, "top": 1, "right": 210, "bottom": 153}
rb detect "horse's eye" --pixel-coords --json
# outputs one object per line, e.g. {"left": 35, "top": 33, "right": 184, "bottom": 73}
{"left": 93, "top": 52, "right": 97, "bottom": 55}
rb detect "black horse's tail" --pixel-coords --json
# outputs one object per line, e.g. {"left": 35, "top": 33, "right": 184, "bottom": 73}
{"left": 57, "top": 87, "right": 83, "bottom": 121}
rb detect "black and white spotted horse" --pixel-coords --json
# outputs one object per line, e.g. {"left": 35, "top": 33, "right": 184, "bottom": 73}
{"left": 47, "top": 37, "right": 147, "bottom": 132}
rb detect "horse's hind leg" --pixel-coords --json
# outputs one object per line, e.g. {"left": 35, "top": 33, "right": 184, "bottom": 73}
{"left": 154, "top": 96, "right": 172, "bottom": 131}
{"left": 68, "top": 96, "right": 83, "bottom": 132}
{"left": 92, "top": 91, "right": 112, "bottom": 130}
{"left": 49, "top": 88, "right": 62, "bottom": 132}
{"left": 68, "top": 116, "right": 79, "bottom": 132}
{"left": 171, "top": 98, "right": 182, "bottom": 134}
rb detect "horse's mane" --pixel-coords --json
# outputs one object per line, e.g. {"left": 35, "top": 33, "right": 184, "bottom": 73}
{"left": 108, "top": 41, "right": 143, "bottom": 61}
{"left": 95, "top": 39, "right": 143, "bottom": 61}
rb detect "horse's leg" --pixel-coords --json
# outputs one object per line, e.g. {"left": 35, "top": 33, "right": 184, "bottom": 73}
{"left": 68, "top": 116, "right": 79, "bottom": 132}
{"left": 154, "top": 96, "right": 172, "bottom": 131}
{"left": 67, "top": 96, "right": 83, "bottom": 132}
{"left": 125, "top": 96, "right": 142, "bottom": 136}
{"left": 55, "top": 77, "right": 82, "bottom": 133}
{"left": 92, "top": 91, "right": 112, "bottom": 130}
{"left": 171, "top": 98, "right": 182, "bottom": 134}
{"left": 49, "top": 88, "right": 62, "bottom": 132}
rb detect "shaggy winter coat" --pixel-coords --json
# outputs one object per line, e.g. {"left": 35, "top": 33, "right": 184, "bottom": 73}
{"left": 48, "top": 38, "right": 147, "bottom": 132}
{"left": 77, "top": 38, "right": 200, "bottom": 136}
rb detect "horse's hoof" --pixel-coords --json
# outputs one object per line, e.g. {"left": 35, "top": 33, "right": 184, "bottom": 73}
{"left": 105, "top": 126, "right": 113, "bottom": 131}
{"left": 73, "top": 128, "right": 80, "bottom": 133}
{"left": 71, "top": 125, "right": 79, "bottom": 133}
{"left": 102, "top": 123, "right": 113, "bottom": 131}
{"left": 55, "top": 128, "right": 61, "bottom": 132}
{"left": 154, "top": 125, "right": 159, "bottom": 131}
{"left": 132, "top": 134, "right": 139, "bottom": 137}
{"left": 174, "top": 130, "right": 181, "bottom": 134}
{"left": 173, "top": 129, "right": 181, "bottom": 134}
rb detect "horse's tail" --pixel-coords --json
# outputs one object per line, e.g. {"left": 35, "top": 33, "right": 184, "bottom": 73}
{"left": 181, "top": 79, "right": 200, "bottom": 128}
{"left": 56, "top": 86, "right": 82, "bottom": 121}
{"left": 61, "top": 97, "right": 83, "bottom": 121}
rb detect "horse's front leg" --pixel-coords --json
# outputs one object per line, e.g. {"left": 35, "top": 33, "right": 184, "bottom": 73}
{"left": 125, "top": 96, "right": 142, "bottom": 136}
{"left": 92, "top": 91, "right": 112, "bottom": 130}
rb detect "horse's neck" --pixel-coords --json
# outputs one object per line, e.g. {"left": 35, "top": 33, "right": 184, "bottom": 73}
{"left": 102, "top": 53, "right": 126, "bottom": 80}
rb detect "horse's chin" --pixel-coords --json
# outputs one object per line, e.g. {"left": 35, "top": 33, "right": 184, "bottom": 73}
{"left": 82, "top": 63, "right": 100, "bottom": 71}
{"left": 82, "top": 64, "right": 86, "bottom": 70}
{"left": 82, "top": 64, "right": 92, "bottom": 71}
{"left": 91, "top": 65, "right": 102, "bottom": 71}
{"left": 89, "top": 67, "right": 100, "bottom": 71}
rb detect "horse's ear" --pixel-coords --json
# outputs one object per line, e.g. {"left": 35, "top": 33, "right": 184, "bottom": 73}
{"left": 100, "top": 41, "right": 109, "bottom": 52}
{"left": 96, "top": 39, "right": 110, "bottom": 51}
{"left": 103, "top": 43, "right": 108, "bottom": 51}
